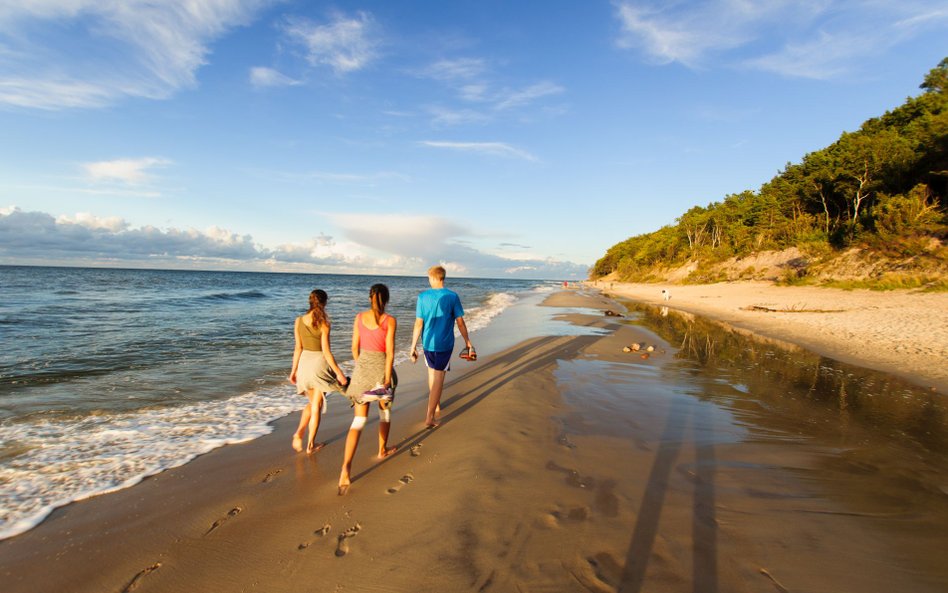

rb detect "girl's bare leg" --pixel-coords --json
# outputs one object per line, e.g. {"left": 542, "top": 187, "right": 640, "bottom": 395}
{"left": 292, "top": 395, "right": 311, "bottom": 452}
{"left": 378, "top": 408, "right": 396, "bottom": 458}
{"left": 306, "top": 391, "right": 325, "bottom": 453}
{"left": 338, "top": 403, "right": 369, "bottom": 494}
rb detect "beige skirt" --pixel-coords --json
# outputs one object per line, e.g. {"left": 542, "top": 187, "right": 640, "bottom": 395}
{"left": 296, "top": 350, "right": 344, "bottom": 396}
{"left": 346, "top": 351, "right": 397, "bottom": 406}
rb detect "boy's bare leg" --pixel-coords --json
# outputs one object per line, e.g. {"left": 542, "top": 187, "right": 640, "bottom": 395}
{"left": 425, "top": 368, "right": 446, "bottom": 427}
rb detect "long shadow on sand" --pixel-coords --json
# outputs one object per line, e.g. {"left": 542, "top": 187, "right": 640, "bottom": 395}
{"left": 613, "top": 398, "right": 720, "bottom": 593}
{"left": 350, "top": 333, "right": 601, "bottom": 484}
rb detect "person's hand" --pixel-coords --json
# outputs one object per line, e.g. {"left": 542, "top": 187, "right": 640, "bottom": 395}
{"left": 288, "top": 372, "right": 297, "bottom": 385}
{"left": 410, "top": 349, "right": 418, "bottom": 364}
{"left": 382, "top": 379, "right": 392, "bottom": 389}
{"left": 338, "top": 373, "right": 348, "bottom": 387}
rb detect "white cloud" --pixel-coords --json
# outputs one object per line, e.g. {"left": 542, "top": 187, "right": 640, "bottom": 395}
{"left": 613, "top": 0, "right": 948, "bottom": 78}
{"left": 420, "top": 141, "right": 538, "bottom": 162}
{"left": 82, "top": 157, "right": 171, "bottom": 185}
{"left": 0, "top": 207, "right": 354, "bottom": 268}
{"left": 0, "top": 208, "right": 587, "bottom": 278}
{"left": 327, "top": 212, "right": 587, "bottom": 278}
{"left": 56, "top": 212, "right": 128, "bottom": 232}
{"left": 282, "top": 11, "right": 379, "bottom": 74}
{"left": 249, "top": 66, "right": 300, "bottom": 88}
{"left": 0, "top": 1, "right": 274, "bottom": 110}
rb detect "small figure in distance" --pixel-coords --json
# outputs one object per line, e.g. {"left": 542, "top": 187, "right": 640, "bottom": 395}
{"left": 289, "top": 289, "right": 348, "bottom": 454}
{"left": 410, "top": 265, "right": 474, "bottom": 429}
{"left": 662, "top": 289, "right": 672, "bottom": 302}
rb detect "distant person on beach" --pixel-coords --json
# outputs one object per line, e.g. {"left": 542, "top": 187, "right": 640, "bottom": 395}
{"left": 338, "top": 283, "right": 398, "bottom": 495}
{"left": 409, "top": 265, "right": 474, "bottom": 429}
{"left": 289, "top": 289, "right": 348, "bottom": 454}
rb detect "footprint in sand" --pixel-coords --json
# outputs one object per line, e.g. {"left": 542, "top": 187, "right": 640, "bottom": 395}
{"left": 298, "top": 523, "right": 332, "bottom": 550}
{"left": 545, "top": 460, "right": 595, "bottom": 489}
{"left": 410, "top": 444, "right": 422, "bottom": 457}
{"left": 261, "top": 469, "right": 283, "bottom": 483}
{"left": 595, "top": 480, "right": 620, "bottom": 518}
{"left": 121, "top": 562, "right": 161, "bottom": 593}
{"left": 386, "top": 473, "right": 414, "bottom": 494}
{"left": 335, "top": 523, "right": 362, "bottom": 557}
{"left": 205, "top": 507, "right": 242, "bottom": 535}
{"left": 586, "top": 552, "right": 623, "bottom": 589}
{"left": 552, "top": 505, "right": 591, "bottom": 522}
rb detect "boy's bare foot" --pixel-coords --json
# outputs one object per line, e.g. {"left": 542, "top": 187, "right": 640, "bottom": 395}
{"left": 306, "top": 441, "right": 326, "bottom": 454}
{"left": 292, "top": 434, "right": 303, "bottom": 452}
{"left": 377, "top": 446, "right": 397, "bottom": 459}
{"left": 424, "top": 421, "right": 440, "bottom": 429}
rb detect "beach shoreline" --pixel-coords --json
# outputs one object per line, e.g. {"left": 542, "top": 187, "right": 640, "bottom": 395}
{"left": 2, "top": 288, "right": 946, "bottom": 593}
{"left": 589, "top": 279, "right": 948, "bottom": 394}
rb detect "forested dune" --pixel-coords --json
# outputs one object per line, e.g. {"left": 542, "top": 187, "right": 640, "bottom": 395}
{"left": 592, "top": 59, "right": 948, "bottom": 290}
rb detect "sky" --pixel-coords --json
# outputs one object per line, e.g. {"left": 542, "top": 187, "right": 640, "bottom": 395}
{"left": 0, "top": 1, "right": 945, "bottom": 279}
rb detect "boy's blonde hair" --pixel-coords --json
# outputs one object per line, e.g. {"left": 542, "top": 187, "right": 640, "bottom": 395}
{"left": 428, "top": 265, "right": 446, "bottom": 281}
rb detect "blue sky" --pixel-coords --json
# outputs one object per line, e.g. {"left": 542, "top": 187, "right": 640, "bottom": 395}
{"left": 1, "top": 1, "right": 945, "bottom": 279}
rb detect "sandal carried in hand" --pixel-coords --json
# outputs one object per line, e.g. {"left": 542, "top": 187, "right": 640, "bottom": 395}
{"left": 459, "top": 347, "right": 477, "bottom": 361}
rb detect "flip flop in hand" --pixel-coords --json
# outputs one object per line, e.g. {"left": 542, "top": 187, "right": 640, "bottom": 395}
{"left": 459, "top": 346, "right": 477, "bottom": 361}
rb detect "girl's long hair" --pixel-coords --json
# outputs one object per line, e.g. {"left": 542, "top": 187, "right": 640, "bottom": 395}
{"left": 369, "top": 283, "right": 389, "bottom": 324}
{"left": 308, "top": 289, "right": 328, "bottom": 328}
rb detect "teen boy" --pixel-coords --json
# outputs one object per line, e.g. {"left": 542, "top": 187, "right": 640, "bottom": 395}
{"left": 409, "top": 265, "right": 475, "bottom": 428}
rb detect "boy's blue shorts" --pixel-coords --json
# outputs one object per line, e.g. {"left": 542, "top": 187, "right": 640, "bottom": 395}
{"left": 423, "top": 350, "right": 452, "bottom": 372}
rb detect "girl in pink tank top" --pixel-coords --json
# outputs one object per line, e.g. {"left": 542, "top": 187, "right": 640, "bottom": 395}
{"left": 338, "top": 283, "right": 398, "bottom": 495}
{"left": 358, "top": 312, "right": 390, "bottom": 352}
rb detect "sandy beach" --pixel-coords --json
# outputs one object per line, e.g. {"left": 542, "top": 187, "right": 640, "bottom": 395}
{"left": 2, "top": 289, "right": 947, "bottom": 593}
{"left": 590, "top": 280, "right": 948, "bottom": 394}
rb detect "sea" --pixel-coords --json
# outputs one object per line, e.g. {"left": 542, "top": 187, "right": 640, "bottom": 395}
{"left": 0, "top": 265, "right": 556, "bottom": 539}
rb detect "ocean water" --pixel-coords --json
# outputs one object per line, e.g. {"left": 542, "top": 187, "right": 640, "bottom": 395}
{"left": 0, "top": 266, "right": 553, "bottom": 539}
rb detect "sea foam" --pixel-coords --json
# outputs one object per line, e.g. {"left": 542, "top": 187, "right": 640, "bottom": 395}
{"left": 0, "top": 388, "right": 300, "bottom": 540}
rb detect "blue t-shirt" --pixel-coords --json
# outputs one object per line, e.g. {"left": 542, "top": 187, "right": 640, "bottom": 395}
{"left": 416, "top": 288, "right": 464, "bottom": 352}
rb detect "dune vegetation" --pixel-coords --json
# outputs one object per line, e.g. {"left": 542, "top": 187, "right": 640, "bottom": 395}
{"left": 592, "top": 59, "right": 948, "bottom": 290}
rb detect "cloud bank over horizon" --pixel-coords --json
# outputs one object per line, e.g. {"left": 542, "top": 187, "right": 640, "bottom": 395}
{"left": 0, "top": 207, "right": 588, "bottom": 279}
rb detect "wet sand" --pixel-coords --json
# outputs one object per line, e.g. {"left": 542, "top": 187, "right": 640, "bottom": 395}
{"left": 1, "top": 289, "right": 947, "bottom": 593}
{"left": 589, "top": 280, "right": 948, "bottom": 393}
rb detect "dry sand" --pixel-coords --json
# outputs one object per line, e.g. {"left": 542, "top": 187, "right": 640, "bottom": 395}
{"left": 590, "top": 280, "right": 948, "bottom": 394}
{"left": 1, "top": 290, "right": 946, "bottom": 593}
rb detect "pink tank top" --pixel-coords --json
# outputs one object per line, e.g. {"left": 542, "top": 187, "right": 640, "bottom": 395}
{"left": 359, "top": 313, "right": 390, "bottom": 352}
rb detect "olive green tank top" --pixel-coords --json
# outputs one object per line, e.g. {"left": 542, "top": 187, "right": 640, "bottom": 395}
{"left": 297, "top": 316, "right": 323, "bottom": 351}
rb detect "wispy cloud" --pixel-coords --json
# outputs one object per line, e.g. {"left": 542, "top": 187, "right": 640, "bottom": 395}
{"left": 415, "top": 55, "right": 565, "bottom": 125}
{"left": 82, "top": 157, "right": 172, "bottom": 185}
{"left": 427, "top": 106, "right": 491, "bottom": 128}
{"left": 249, "top": 67, "right": 300, "bottom": 88}
{"left": 420, "top": 141, "right": 538, "bottom": 162}
{"left": 420, "top": 58, "right": 487, "bottom": 81}
{"left": 0, "top": 1, "right": 273, "bottom": 110}
{"left": 612, "top": 0, "right": 948, "bottom": 78}
{"left": 613, "top": 0, "right": 777, "bottom": 66}
{"left": 494, "top": 82, "right": 564, "bottom": 110}
{"left": 282, "top": 11, "right": 379, "bottom": 74}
